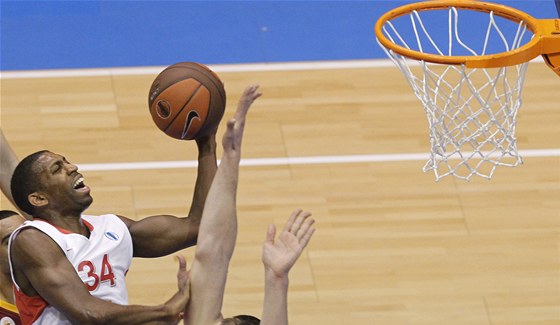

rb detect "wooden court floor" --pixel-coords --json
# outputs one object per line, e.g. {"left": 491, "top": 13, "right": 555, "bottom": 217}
{"left": 1, "top": 61, "right": 559, "bottom": 324}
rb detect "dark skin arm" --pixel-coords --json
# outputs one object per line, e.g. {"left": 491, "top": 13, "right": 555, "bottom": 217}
{"left": 120, "top": 135, "right": 217, "bottom": 258}
{"left": 11, "top": 227, "right": 189, "bottom": 325}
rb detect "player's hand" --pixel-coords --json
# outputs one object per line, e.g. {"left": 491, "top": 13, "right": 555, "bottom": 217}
{"left": 222, "top": 84, "right": 262, "bottom": 153}
{"left": 262, "top": 209, "right": 316, "bottom": 278}
{"left": 162, "top": 255, "right": 190, "bottom": 324}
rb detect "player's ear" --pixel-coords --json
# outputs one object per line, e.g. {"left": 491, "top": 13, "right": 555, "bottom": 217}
{"left": 28, "top": 192, "right": 48, "bottom": 208}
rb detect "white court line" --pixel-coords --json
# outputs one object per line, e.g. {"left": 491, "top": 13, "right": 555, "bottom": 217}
{"left": 0, "top": 57, "right": 546, "bottom": 79}
{"left": 0, "top": 59, "right": 396, "bottom": 79}
{"left": 77, "top": 149, "right": 560, "bottom": 171}
{"left": 3, "top": 57, "right": 556, "bottom": 172}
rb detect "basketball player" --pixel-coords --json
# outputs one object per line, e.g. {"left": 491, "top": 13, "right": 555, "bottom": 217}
{"left": 1, "top": 125, "right": 189, "bottom": 324}
{"left": 182, "top": 84, "right": 315, "bottom": 325}
{"left": 6, "top": 84, "right": 249, "bottom": 322}
{"left": 0, "top": 210, "right": 24, "bottom": 325}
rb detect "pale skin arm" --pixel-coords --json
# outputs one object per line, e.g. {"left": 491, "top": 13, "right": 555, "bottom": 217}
{"left": 184, "top": 84, "right": 262, "bottom": 325}
{"left": 0, "top": 129, "right": 18, "bottom": 205}
{"left": 118, "top": 133, "right": 218, "bottom": 258}
{"left": 10, "top": 227, "right": 190, "bottom": 325}
{"left": 260, "top": 209, "right": 316, "bottom": 325}
{"left": 0, "top": 129, "right": 31, "bottom": 219}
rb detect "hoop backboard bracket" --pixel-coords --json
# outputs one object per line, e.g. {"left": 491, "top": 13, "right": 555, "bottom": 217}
{"left": 541, "top": 15, "right": 560, "bottom": 76}
{"left": 543, "top": 52, "right": 560, "bottom": 76}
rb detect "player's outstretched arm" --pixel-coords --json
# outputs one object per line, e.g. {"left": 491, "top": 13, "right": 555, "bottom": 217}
{"left": 0, "top": 129, "right": 18, "bottom": 205}
{"left": 260, "top": 209, "right": 316, "bottom": 325}
{"left": 184, "top": 84, "right": 261, "bottom": 325}
{"left": 0, "top": 129, "right": 31, "bottom": 219}
{"left": 123, "top": 86, "right": 261, "bottom": 259}
{"left": 124, "top": 133, "right": 217, "bottom": 258}
{"left": 10, "top": 228, "right": 189, "bottom": 325}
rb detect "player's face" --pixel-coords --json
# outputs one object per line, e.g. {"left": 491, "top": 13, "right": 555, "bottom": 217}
{"left": 0, "top": 214, "right": 24, "bottom": 276}
{"left": 35, "top": 152, "right": 93, "bottom": 214}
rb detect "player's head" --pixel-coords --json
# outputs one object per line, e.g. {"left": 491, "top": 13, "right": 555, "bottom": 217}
{"left": 0, "top": 210, "right": 25, "bottom": 277}
{"left": 11, "top": 150, "right": 92, "bottom": 217}
{"left": 10, "top": 150, "right": 48, "bottom": 215}
{"left": 221, "top": 315, "right": 260, "bottom": 325}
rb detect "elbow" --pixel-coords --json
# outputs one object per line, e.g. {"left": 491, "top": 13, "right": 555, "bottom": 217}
{"left": 186, "top": 222, "right": 200, "bottom": 247}
{"left": 195, "top": 242, "right": 233, "bottom": 265}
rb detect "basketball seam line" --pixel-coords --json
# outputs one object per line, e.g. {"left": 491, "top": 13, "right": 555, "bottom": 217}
{"left": 178, "top": 64, "right": 226, "bottom": 108}
{"left": 180, "top": 66, "right": 224, "bottom": 135}
{"left": 163, "top": 82, "right": 203, "bottom": 138}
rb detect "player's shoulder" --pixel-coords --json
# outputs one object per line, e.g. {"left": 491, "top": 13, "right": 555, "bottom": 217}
{"left": 10, "top": 221, "right": 53, "bottom": 243}
{"left": 9, "top": 222, "right": 66, "bottom": 265}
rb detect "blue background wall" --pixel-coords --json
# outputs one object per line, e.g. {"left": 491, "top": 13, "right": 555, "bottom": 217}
{"left": 1, "top": 1, "right": 557, "bottom": 71}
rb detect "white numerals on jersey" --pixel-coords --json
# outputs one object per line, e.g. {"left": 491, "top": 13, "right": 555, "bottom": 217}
{"left": 78, "top": 254, "right": 116, "bottom": 291}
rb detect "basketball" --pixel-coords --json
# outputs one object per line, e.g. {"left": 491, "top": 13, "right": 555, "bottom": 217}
{"left": 148, "top": 62, "right": 226, "bottom": 140}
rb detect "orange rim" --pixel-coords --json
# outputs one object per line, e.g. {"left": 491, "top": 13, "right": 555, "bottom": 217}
{"left": 374, "top": 0, "right": 556, "bottom": 68}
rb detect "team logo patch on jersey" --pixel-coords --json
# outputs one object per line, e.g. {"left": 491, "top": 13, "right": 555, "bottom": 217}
{"left": 104, "top": 232, "right": 119, "bottom": 241}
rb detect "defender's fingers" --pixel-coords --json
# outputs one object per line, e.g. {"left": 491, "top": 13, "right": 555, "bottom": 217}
{"left": 175, "top": 255, "right": 186, "bottom": 269}
{"left": 290, "top": 210, "right": 312, "bottom": 234}
{"left": 283, "top": 208, "right": 303, "bottom": 233}
{"left": 265, "top": 224, "right": 277, "bottom": 244}
{"left": 299, "top": 226, "right": 316, "bottom": 249}
{"left": 296, "top": 217, "right": 315, "bottom": 241}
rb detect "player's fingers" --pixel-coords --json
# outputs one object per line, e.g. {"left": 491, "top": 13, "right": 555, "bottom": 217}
{"left": 296, "top": 217, "right": 315, "bottom": 241}
{"left": 291, "top": 210, "right": 312, "bottom": 234}
{"left": 284, "top": 208, "right": 302, "bottom": 233}
{"left": 175, "top": 255, "right": 186, "bottom": 270}
{"left": 299, "top": 226, "right": 316, "bottom": 249}
{"left": 251, "top": 84, "right": 262, "bottom": 99}
{"left": 265, "top": 224, "right": 276, "bottom": 244}
{"left": 248, "top": 83, "right": 260, "bottom": 94}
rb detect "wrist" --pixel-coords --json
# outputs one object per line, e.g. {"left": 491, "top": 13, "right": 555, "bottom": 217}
{"left": 196, "top": 135, "right": 217, "bottom": 156}
{"left": 264, "top": 269, "right": 289, "bottom": 286}
{"left": 161, "top": 291, "right": 185, "bottom": 321}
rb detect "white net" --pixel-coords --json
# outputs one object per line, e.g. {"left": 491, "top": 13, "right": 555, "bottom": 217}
{"left": 378, "top": 7, "right": 533, "bottom": 181}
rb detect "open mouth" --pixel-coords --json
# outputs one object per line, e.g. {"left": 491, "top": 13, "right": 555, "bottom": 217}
{"left": 73, "top": 177, "right": 86, "bottom": 190}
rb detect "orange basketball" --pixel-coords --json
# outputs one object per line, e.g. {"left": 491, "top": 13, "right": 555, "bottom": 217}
{"left": 148, "top": 62, "right": 226, "bottom": 140}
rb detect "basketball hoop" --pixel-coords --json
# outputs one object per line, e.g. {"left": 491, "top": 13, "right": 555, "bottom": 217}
{"left": 375, "top": 0, "right": 560, "bottom": 181}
